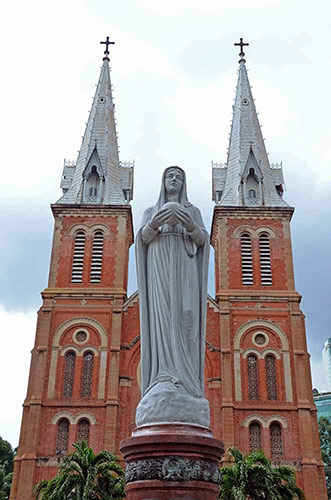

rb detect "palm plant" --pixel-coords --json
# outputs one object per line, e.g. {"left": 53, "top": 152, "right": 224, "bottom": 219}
{"left": 219, "top": 447, "right": 305, "bottom": 500}
{"left": 34, "top": 441, "right": 125, "bottom": 500}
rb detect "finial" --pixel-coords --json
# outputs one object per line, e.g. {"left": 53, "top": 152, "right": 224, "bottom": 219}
{"left": 234, "top": 37, "right": 249, "bottom": 63}
{"left": 100, "top": 36, "right": 115, "bottom": 60}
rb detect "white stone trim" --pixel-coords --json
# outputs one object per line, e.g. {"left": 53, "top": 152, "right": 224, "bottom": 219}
{"left": 233, "top": 225, "right": 255, "bottom": 238}
{"left": 262, "top": 348, "right": 281, "bottom": 360}
{"left": 60, "top": 345, "right": 80, "bottom": 356}
{"left": 73, "top": 412, "right": 97, "bottom": 425}
{"left": 242, "top": 414, "right": 267, "bottom": 428}
{"left": 48, "top": 348, "right": 59, "bottom": 398}
{"left": 52, "top": 317, "right": 107, "bottom": 348}
{"left": 266, "top": 415, "right": 288, "bottom": 428}
{"left": 51, "top": 412, "right": 97, "bottom": 425}
{"left": 256, "top": 227, "right": 276, "bottom": 239}
{"left": 233, "top": 320, "right": 292, "bottom": 402}
{"left": 73, "top": 328, "right": 90, "bottom": 344}
{"left": 81, "top": 346, "right": 99, "bottom": 356}
{"left": 234, "top": 320, "right": 289, "bottom": 351}
{"left": 241, "top": 414, "right": 288, "bottom": 429}
{"left": 91, "top": 224, "right": 110, "bottom": 236}
{"left": 98, "top": 349, "right": 107, "bottom": 399}
{"left": 242, "top": 348, "right": 263, "bottom": 359}
{"left": 51, "top": 412, "right": 75, "bottom": 425}
{"left": 252, "top": 331, "right": 269, "bottom": 347}
{"left": 68, "top": 224, "right": 89, "bottom": 236}
{"left": 233, "top": 226, "right": 276, "bottom": 239}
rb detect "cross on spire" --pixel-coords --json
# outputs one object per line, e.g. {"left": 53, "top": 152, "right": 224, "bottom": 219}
{"left": 234, "top": 37, "right": 249, "bottom": 63}
{"left": 100, "top": 36, "right": 115, "bottom": 58}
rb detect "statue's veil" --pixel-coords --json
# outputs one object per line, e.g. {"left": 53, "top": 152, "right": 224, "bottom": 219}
{"left": 152, "top": 166, "right": 192, "bottom": 216}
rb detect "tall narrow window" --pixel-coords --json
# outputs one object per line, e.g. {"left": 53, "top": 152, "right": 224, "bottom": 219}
{"left": 90, "top": 231, "right": 104, "bottom": 283}
{"left": 62, "top": 351, "right": 76, "bottom": 398}
{"left": 77, "top": 418, "right": 90, "bottom": 444}
{"left": 266, "top": 354, "right": 278, "bottom": 400}
{"left": 71, "top": 231, "right": 86, "bottom": 283}
{"left": 56, "top": 418, "right": 69, "bottom": 455}
{"left": 81, "top": 351, "right": 94, "bottom": 397}
{"left": 247, "top": 354, "right": 259, "bottom": 400}
{"left": 249, "top": 422, "right": 262, "bottom": 452}
{"left": 270, "top": 422, "right": 283, "bottom": 458}
{"left": 259, "top": 233, "right": 272, "bottom": 286}
{"left": 241, "top": 233, "right": 253, "bottom": 285}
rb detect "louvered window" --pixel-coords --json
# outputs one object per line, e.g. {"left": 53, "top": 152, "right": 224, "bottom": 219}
{"left": 249, "top": 422, "right": 262, "bottom": 452}
{"left": 56, "top": 418, "right": 69, "bottom": 455}
{"left": 71, "top": 231, "right": 86, "bottom": 283}
{"left": 259, "top": 233, "right": 272, "bottom": 286}
{"left": 62, "top": 351, "right": 76, "bottom": 398}
{"left": 247, "top": 354, "right": 259, "bottom": 400}
{"left": 241, "top": 233, "right": 253, "bottom": 285}
{"left": 77, "top": 418, "right": 90, "bottom": 444}
{"left": 266, "top": 354, "right": 278, "bottom": 400}
{"left": 90, "top": 231, "right": 104, "bottom": 283}
{"left": 270, "top": 423, "right": 283, "bottom": 458}
{"left": 81, "top": 351, "right": 94, "bottom": 397}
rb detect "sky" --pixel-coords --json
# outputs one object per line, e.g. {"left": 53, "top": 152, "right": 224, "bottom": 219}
{"left": 1, "top": 0, "right": 331, "bottom": 447}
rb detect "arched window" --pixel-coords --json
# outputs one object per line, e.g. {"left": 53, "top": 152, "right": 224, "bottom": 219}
{"left": 266, "top": 354, "right": 278, "bottom": 400}
{"left": 81, "top": 351, "right": 94, "bottom": 397}
{"left": 71, "top": 230, "right": 86, "bottom": 283}
{"left": 77, "top": 418, "right": 90, "bottom": 444}
{"left": 247, "top": 354, "right": 259, "bottom": 400}
{"left": 90, "top": 231, "right": 104, "bottom": 283}
{"left": 270, "top": 422, "right": 283, "bottom": 458}
{"left": 259, "top": 233, "right": 272, "bottom": 286}
{"left": 62, "top": 351, "right": 76, "bottom": 398}
{"left": 89, "top": 187, "right": 97, "bottom": 196}
{"left": 248, "top": 189, "right": 256, "bottom": 199}
{"left": 56, "top": 418, "right": 69, "bottom": 455}
{"left": 241, "top": 233, "right": 253, "bottom": 285}
{"left": 249, "top": 422, "right": 262, "bottom": 452}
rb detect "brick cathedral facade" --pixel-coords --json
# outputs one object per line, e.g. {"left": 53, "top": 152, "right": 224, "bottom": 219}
{"left": 10, "top": 46, "right": 327, "bottom": 499}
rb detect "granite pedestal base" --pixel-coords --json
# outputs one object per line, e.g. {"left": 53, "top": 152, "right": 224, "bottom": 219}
{"left": 120, "top": 423, "right": 224, "bottom": 500}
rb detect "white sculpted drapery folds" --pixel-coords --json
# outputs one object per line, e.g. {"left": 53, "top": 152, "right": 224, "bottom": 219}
{"left": 135, "top": 167, "right": 210, "bottom": 427}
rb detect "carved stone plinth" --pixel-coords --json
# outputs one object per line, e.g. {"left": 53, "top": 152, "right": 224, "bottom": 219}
{"left": 120, "top": 423, "right": 224, "bottom": 500}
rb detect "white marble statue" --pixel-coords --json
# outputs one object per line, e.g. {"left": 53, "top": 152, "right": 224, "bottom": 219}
{"left": 135, "top": 166, "right": 210, "bottom": 427}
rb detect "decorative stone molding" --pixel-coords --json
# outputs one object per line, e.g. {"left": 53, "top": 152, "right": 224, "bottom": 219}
{"left": 81, "top": 346, "right": 99, "bottom": 356}
{"left": 234, "top": 320, "right": 288, "bottom": 350}
{"left": 234, "top": 320, "right": 292, "bottom": 402}
{"left": 52, "top": 317, "right": 107, "bottom": 348}
{"left": 233, "top": 225, "right": 276, "bottom": 239}
{"left": 67, "top": 223, "right": 110, "bottom": 236}
{"left": 60, "top": 345, "right": 80, "bottom": 356}
{"left": 73, "top": 328, "right": 90, "bottom": 344}
{"left": 242, "top": 414, "right": 288, "bottom": 428}
{"left": 125, "top": 456, "right": 221, "bottom": 484}
{"left": 262, "top": 348, "right": 281, "bottom": 360}
{"left": 51, "top": 411, "right": 96, "bottom": 425}
{"left": 121, "top": 335, "right": 140, "bottom": 350}
{"left": 252, "top": 331, "right": 269, "bottom": 347}
{"left": 242, "top": 348, "right": 262, "bottom": 359}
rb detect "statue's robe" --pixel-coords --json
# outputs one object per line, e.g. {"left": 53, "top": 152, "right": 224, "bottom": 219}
{"left": 135, "top": 168, "right": 210, "bottom": 427}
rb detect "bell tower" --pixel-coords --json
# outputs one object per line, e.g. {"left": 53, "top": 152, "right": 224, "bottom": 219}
{"left": 211, "top": 40, "right": 327, "bottom": 499}
{"left": 10, "top": 39, "right": 134, "bottom": 500}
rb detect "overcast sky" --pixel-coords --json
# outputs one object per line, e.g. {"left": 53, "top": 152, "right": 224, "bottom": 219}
{"left": 1, "top": 0, "right": 331, "bottom": 447}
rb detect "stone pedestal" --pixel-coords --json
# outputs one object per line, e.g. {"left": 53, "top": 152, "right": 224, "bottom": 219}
{"left": 120, "top": 423, "right": 224, "bottom": 500}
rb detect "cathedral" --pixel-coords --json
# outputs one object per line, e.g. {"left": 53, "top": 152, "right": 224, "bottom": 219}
{"left": 10, "top": 39, "right": 327, "bottom": 499}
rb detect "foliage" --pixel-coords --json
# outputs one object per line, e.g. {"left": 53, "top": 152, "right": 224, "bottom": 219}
{"left": 34, "top": 441, "right": 125, "bottom": 500}
{"left": 318, "top": 416, "right": 331, "bottom": 499}
{"left": 219, "top": 446, "right": 305, "bottom": 500}
{"left": 0, "top": 436, "right": 15, "bottom": 499}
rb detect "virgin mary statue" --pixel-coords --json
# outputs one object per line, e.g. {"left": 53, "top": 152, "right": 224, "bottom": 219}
{"left": 135, "top": 166, "right": 210, "bottom": 427}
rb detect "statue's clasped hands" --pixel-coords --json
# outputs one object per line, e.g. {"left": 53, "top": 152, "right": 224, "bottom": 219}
{"left": 150, "top": 207, "right": 195, "bottom": 232}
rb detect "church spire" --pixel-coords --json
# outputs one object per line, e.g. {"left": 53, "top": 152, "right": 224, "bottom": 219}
{"left": 58, "top": 38, "right": 132, "bottom": 205}
{"left": 212, "top": 39, "right": 287, "bottom": 207}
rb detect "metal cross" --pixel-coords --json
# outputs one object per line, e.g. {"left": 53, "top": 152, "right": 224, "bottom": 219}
{"left": 234, "top": 37, "right": 249, "bottom": 62}
{"left": 100, "top": 36, "right": 115, "bottom": 56}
